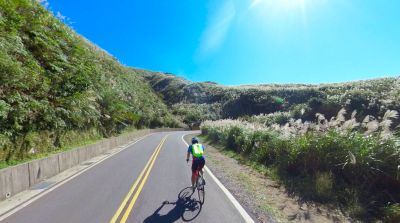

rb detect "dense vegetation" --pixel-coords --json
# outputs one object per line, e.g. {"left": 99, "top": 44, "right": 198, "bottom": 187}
{"left": 142, "top": 72, "right": 400, "bottom": 128}
{"left": 0, "top": 0, "right": 179, "bottom": 166}
{"left": 201, "top": 110, "right": 400, "bottom": 221}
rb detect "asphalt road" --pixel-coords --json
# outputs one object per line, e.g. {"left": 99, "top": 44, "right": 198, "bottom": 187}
{"left": 1, "top": 131, "right": 251, "bottom": 223}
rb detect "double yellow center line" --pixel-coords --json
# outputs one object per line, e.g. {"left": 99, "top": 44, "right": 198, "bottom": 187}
{"left": 110, "top": 135, "right": 169, "bottom": 223}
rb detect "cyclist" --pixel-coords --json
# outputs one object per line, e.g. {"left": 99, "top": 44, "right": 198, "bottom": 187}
{"left": 186, "top": 137, "right": 205, "bottom": 190}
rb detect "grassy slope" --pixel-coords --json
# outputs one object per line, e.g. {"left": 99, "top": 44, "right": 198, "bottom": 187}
{"left": 0, "top": 0, "right": 180, "bottom": 165}
{"left": 141, "top": 71, "right": 400, "bottom": 127}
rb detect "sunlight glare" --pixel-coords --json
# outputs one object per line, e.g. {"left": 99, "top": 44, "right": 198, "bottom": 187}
{"left": 250, "top": 0, "right": 309, "bottom": 29}
{"left": 251, "top": 0, "right": 306, "bottom": 10}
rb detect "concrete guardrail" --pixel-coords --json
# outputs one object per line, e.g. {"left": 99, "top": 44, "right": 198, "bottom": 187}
{"left": 0, "top": 128, "right": 184, "bottom": 201}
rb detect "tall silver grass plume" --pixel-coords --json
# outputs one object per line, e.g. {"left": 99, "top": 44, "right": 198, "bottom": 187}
{"left": 336, "top": 108, "right": 347, "bottom": 122}
{"left": 361, "top": 115, "right": 370, "bottom": 128}
{"left": 315, "top": 113, "right": 326, "bottom": 122}
{"left": 351, "top": 110, "right": 357, "bottom": 119}
{"left": 342, "top": 119, "right": 360, "bottom": 130}
{"left": 379, "top": 119, "right": 393, "bottom": 130}
{"left": 299, "top": 122, "right": 309, "bottom": 134}
{"left": 271, "top": 124, "right": 280, "bottom": 131}
{"left": 362, "top": 115, "right": 370, "bottom": 123}
{"left": 315, "top": 125, "right": 320, "bottom": 131}
{"left": 380, "top": 129, "right": 393, "bottom": 140}
{"left": 327, "top": 117, "right": 337, "bottom": 127}
{"left": 383, "top": 110, "right": 399, "bottom": 120}
{"left": 365, "top": 120, "right": 379, "bottom": 135}
{"left": 347, "top": 151, "right": 356, "bottom": 165}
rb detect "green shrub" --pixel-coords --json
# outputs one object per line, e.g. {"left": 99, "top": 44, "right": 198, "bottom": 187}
{"left": 383, "top": 203, "right": 400, "bottom": 223}
{"left": 315, "top": 172, "right": 333, "bottom": 199}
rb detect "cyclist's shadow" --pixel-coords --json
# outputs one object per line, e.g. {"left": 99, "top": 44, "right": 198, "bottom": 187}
{"left": 143, "top": 187, "right": 203, "bottom": 223}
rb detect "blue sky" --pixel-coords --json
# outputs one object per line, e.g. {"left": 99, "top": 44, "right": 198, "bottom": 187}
{"left": 45, "top": 0, "right": 400, "bottom": 85}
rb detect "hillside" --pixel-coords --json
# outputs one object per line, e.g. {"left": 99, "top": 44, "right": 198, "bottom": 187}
{"left": 141, "top": 71, "right": 400, "bottom": 127}
{"left": 0, "top": 0, "right": 179, "bottom": 165}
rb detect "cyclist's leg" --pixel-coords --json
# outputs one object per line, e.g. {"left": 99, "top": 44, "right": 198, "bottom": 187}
{"left": 191, "top": 171, "right": 198, "bottom": 187}
{"left": 199, "top": 159, "right": 205, "bottom": 176}
{"left": 191, "top": 159, "right": 199, "bottom": 187}
{"left": 199, "top": 159, "right": 205, "bottom": 185}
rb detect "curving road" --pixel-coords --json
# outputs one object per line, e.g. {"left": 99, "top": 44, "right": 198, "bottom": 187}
{"left": 1, "top": 131, "right": 254, "bottom": 223}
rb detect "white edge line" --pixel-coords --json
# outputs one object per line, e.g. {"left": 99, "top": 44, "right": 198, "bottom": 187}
{"left": 181, "top": 133, "right": 255, "bottom": 223}
{"left": 0, "top": 133, "right": 154, "bottom": 221}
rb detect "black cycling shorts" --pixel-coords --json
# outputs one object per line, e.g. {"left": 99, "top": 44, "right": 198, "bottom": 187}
{"left": 191, "top": 158, "right": 205, "bottom": 173}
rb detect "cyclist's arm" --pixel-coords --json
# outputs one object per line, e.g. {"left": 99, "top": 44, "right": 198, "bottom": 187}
{"left": 186, "top": 145, "right": 192, "bottom": 161}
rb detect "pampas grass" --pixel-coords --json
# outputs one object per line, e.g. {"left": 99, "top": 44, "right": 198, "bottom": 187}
{"left": 201, "top": 108, "right": 400, "bottom": 221}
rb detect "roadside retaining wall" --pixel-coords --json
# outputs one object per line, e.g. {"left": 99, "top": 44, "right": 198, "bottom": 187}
{"left": 0, "top": 128, "right": 184, "bottom": 201}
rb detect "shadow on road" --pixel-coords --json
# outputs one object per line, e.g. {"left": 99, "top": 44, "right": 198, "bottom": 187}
{"left": 143, "top": 187, "right": 203, "bottom": 222}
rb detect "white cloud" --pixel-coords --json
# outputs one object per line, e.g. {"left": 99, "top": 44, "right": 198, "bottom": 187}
{"left": 37, "top": 0, "right": 50, "bottom": 8}
{"left": 198, "top": 1, "right": 236, "bottom": 57}
{"left": 56, "top": 11, "right": 66, "bottom": 21}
